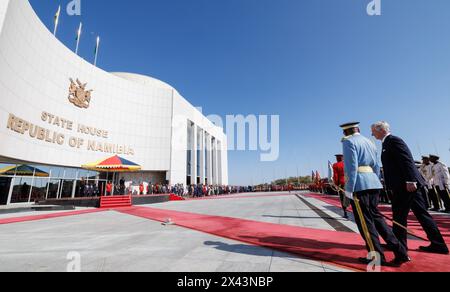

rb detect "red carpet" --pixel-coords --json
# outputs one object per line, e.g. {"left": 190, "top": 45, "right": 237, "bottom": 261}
{"left": 186, "top": 193, "right": 294, "bottom": 201}
{"left": 303, "top": 192, "right": 450, "bottom": 244}
{"left": 116, "top": 206, "right": 450, "bottom": 272}
{"left": 0, "top": 209, "right": 106, "bottom": 225}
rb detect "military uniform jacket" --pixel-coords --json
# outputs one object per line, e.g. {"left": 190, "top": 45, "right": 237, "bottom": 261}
{"left": 342, "top": 133, "right": 383, "bottom": 193}
{"left": 420, "top": 164, "right": 434, "bottom": 189}
{"left": 333, "top": 161, "right": 346, "bottom": 187}
{"left": 432, "top": 162, "right": 450, "bottom": 190}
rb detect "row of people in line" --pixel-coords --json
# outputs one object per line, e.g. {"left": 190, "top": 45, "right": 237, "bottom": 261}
{"left": 419, "top": 155, "right": 450, "bottom": 213}
{"left": 105, "top": 181, "right": 253, "bottom": 197}
{"left": 182, "top": 185, "right": 253, "bottom": 198}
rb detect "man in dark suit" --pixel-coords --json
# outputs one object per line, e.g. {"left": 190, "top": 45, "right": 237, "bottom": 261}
{"left": 371, "top": 121, "right": 449, "bottom": 255}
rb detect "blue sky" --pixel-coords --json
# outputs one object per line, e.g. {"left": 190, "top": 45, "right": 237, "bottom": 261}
{"left": 29, "top": 0, "right": 450, "bottom": 185}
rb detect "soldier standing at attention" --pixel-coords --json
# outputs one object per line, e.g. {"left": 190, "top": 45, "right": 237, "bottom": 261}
{"left": 420, "top": 156, "right": 436, "bottom": 210}
{"left": 340, "top": 122, "right": 409, "bottom": 267}
{"left": 333, "top": 154, "right": 349, "bottom": 219}
{"left": 430, "top": 155, "right": 450, "bottom": 213}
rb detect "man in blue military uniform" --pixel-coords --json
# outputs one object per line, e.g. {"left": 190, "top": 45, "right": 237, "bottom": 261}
{"left": 340, "top": 122, "right": 410, "bottom": 267}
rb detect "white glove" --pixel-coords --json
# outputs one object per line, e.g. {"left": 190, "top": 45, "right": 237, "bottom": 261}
{"left": 345, "top": 191, "right": 354, "bottom": 200}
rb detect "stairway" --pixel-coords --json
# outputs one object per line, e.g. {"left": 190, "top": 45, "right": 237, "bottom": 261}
{"left": 100, "top": 195, "right": 132, "bottom": 208}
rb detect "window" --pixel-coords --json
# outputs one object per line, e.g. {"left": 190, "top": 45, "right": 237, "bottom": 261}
{"left": 11, "top": 177, "right": 33, "bottom": 203}
{"left": 30, "top": 178, "right": 47, "bottom": 202}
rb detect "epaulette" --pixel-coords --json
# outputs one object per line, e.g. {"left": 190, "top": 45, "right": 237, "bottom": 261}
{"left": 341, "top": 135, "right": 352, "bottom": 142}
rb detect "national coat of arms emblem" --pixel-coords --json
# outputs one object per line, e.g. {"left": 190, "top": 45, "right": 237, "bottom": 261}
{"left": 68, "top": 78, "right": 93, "bottom": 109}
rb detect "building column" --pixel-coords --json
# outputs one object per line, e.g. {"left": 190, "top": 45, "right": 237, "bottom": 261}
{"left": 212, "top": 138, "right": 218, "bottom": 185}
{"left": 191, "top": 123, "right": 197, "bottom": 185}
{"left": 199, "top": 128, "right": 205, "bottom": 185}
{"left": 217, "top": 140, "right": 222, "bottom": 185}
{"left": 6, "top": 177, "right": 14, "bottom": 205}
{"left": 206, "top": 134, "right": 212, "bottom": 185}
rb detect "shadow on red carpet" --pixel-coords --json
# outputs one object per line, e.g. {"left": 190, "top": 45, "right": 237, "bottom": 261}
{"left": 116, "top": 206, "right": 450, "bottom": 272}
{"left": 303, "top": 192, "right": 450, "bottom": 244}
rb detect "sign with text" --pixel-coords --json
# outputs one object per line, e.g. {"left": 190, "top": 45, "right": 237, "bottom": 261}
{"left": 5, "top": 111, "right": 135, "bottom": 156}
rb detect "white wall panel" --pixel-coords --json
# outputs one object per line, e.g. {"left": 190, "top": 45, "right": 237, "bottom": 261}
{"left": 0, "top": 0, "right": 10, "bottom": 39}
{"left": 0, "top": 0, "right": 228, "bottom": 186}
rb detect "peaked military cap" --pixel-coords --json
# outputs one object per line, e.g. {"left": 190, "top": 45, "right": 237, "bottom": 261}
{"left": 340, "top": 122, "right": 360, "bottom": 131}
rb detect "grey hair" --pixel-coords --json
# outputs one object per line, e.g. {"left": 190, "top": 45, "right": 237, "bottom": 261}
{"left": 372, "top": 121, "right": 391, "bottom": 133}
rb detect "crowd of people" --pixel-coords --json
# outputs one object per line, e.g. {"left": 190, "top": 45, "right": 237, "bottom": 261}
{"left": 103, "top": 178, "right": 255, "bottom": 198}
{"left": 78, "top": 177, "right": 304, "bottom": 199}
{"left": 177, "top": 185, "right": 253, "bottom": 198}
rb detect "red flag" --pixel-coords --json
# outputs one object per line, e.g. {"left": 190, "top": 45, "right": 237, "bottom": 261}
{"left": 315, "top": 171, "right": 321, "bottom": 183}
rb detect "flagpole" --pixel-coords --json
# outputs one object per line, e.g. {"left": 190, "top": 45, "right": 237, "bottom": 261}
{"left": 285, "top": 169, "right": 288, "bottom": 186}
{"left": 53, "top": 5, "right": 61, "bottom": 36}
{"left": 433, "top": 140, "right": 439, "bottom": 155}
{"left": 94, "top": 36, "right": 100, "bottom": 66}
{"left": 75, "top": 22, "right": 82, "bottom": 55}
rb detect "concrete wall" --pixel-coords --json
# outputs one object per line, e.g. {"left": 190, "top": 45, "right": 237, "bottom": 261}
{"left": 0, "top": 0, "right": 9, "bottom": 33}
{"left": 0, "top": 0, "right": 228, "bottom": 186}
{"left": 170, "top": 91, "right": 228, "bottom": 185}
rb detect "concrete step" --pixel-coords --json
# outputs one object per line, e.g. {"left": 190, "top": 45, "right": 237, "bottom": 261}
{"left": 0, "top": 205, "right": 76, "bottom": 215}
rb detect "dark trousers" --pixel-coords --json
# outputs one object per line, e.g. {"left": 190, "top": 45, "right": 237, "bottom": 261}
{"left": 338, "top": 191, "right": 349, "bottom": 218}
{"left": 437, "top": 187, "right": 450, "bottom": 211}
{"left": 380, "top": 189, "right": 390, "bottom": 204}
{"left": 391, "top": 188, "right": 447, "bottom": 250}
{"left": 420, "top": 188, "right": 430, "bottom": 210}
{"left": 352, "top": 190, "right": 408, "bottom": 260}
{"left": 339, "top": 192, "right": 347, "bottom": 209}
{"left": 428, "top": 188, "right": 442, "bottom": 210}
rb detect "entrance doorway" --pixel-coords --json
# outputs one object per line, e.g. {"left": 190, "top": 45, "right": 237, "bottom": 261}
{"left": 0, "top": 177, "right": 12, "bottom": 205}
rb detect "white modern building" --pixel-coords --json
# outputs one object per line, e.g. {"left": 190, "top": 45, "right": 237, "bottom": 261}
{"left": 0, "top": 0, "right": 228, "bottom": 205}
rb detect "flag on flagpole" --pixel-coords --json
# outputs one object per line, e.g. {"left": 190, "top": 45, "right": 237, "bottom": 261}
{"left": 94, "top": 36, "right": 100, "bottom": 66}
{"left": 75, "top": 22, "right": 82, "bottom": 55}
{"left": 328, "top": 161, "right": 334, "bottom": 184}
{"left": 315, "top": 171, "right": 321, "bottom": 184}
{"left": 53, "top": 5, "right": 61, "bottom": 36}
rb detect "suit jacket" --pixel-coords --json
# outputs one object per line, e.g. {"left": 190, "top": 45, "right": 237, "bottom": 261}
{"left": 342, "top": 133, "right": 383, "bottom": 193}
{"left": 381, "top": 135, "right": 426, "bottom": 191}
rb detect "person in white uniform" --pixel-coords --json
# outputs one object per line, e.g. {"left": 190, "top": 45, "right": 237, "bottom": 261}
{"left": 430, "top": 155, "right": 450, "bottom": 213}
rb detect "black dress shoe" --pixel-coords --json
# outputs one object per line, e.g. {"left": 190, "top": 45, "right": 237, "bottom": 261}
{"left": 419, "top": 245, "right": 450, "bottom": 255}
{"left": 389, "top": 256, "right": 411, "bottom": 267}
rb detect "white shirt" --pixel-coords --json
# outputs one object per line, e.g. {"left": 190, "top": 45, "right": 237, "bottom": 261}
{"left": 381, "top": 133, "right": 392, "bottom": 144}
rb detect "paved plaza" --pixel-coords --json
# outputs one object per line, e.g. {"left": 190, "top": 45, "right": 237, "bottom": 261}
{"left": 0, "top": 192, "right": 356, "bottom": 272}
{"left": 1, "top": 192, "right": 450, "bottom": 272}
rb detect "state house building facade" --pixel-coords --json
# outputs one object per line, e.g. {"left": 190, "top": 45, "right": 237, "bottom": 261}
{"left": 0, "top": 0, "right": 228, "bottom": 205}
